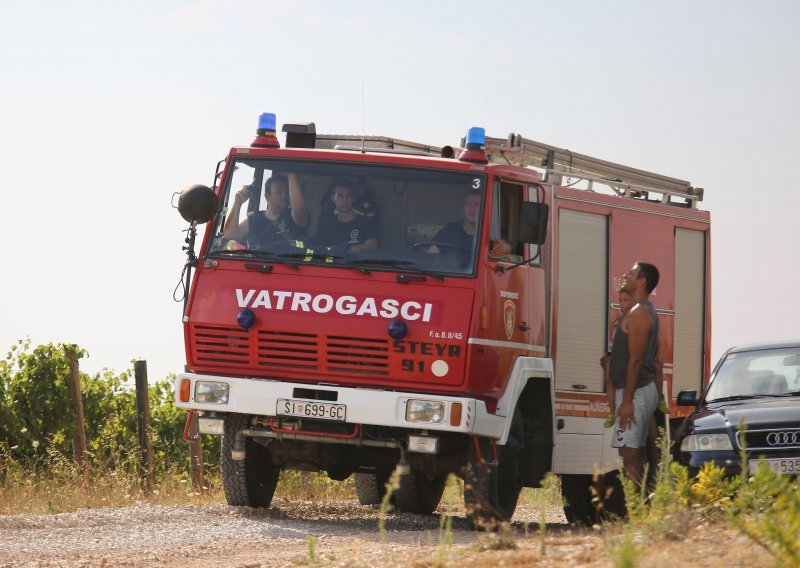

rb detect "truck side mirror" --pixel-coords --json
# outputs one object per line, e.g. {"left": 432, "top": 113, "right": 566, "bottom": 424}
{"left": 676, "top": 389, "right": 699, "bottom": 407}
{"left": 177, "top": 184, "right": 218, "bottom": 225}
{"left": 518, "top": 202, "right": 549, "bottom": 245}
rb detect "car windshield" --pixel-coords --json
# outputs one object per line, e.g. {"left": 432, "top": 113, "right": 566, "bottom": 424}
{"left": 705, "top": 347, "right": 800, "bottom": 402}
{"left": 206, "top": 158, "right": 486, "bottom": 277}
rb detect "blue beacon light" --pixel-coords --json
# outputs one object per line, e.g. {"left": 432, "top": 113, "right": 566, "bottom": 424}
{"left": 237, "top": 308, "right": 256, "bottom": 330}
{"left": 465, "top": 126, "right": 485, "bottom": 148}
{"left": 252, "top": 112, "right": 280, "bottom": 148}
{"left": 459, "top": 125, "right": 488, "bottom": 163}
{"left": 258, "top": 112, "right": 276, "bottom": 132}
{"left": 388, "top": 319, "right": 408, "bottom": 340}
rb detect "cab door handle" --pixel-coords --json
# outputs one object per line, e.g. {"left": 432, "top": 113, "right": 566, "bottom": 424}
{"left": 518, "top": 322, "right": 531, "bottom": 332}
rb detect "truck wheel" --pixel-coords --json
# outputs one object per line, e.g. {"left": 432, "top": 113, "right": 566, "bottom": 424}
{"left": 463, "top": 410, "right": 524, "bottom": 527}
{"left": 221, "top": 414, "right": 279, "bottom": 508}
{"left": 560, "top": 474, "right": 596, "bottom": 525}
{"left": 354, "top": 468, "right": 392, "bottom": 506}
{"left": 560, "top": 471, "right": 627, "bottom": 526}
{"left": 394, "top": 472, "right": 446, "bottom": 514}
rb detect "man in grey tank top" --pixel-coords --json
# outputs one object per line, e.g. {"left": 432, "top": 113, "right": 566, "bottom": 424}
{"left": 609, "top": 262, "right": 660, "bottom": 486}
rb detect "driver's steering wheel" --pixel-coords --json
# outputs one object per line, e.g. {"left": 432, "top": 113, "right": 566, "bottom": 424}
{"left": 411, "top": 241, "right": 472, "bottom": 254}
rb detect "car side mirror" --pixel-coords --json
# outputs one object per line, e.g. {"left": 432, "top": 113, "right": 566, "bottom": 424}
{"left": 676, "top": 389, "right": 699, "bottom": 406}
{"left": 518, "top": 202, "right": 549, "bottom": 245}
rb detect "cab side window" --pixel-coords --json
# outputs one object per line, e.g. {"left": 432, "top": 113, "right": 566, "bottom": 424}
{"left": 490, "top": 181, "right": 524, "bottom": 261}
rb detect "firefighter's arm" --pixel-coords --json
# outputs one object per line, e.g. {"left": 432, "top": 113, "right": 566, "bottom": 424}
{"left": 654, "top": 338, "right": 664, "bottom": 392}
{"left": 222, "top": 185, "right": 253, "bottom": 241}
{"left": 489, "top": 238, "right": 511, "bottom": 257}
{"left": 654, "top": 337, "right": 670, "bottom": 413}
{"left": 604, "top": 359, "right": 615, "bottom": 416}
{"left": 349, "top": 237, "right": 379, "bottom": 252}
{"left": 287, "top": 173, "right": 310, "bottom": 229}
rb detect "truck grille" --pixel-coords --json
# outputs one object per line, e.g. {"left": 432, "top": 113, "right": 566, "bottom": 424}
{"left": 258, "top": 330, "right": 318, "bottom": 370}
{"left": 192, "top": 325, "right": 250, "bottom": 364}
{"left": 738, "top": 429, "right": 800, "bottom": 451}
{"left": 190, "top": 325, "right": 389, "bottom": 376}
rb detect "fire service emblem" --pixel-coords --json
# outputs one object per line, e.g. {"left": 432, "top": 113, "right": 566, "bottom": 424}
{"left": 504, "top": 300, "right": 516, "bottom": 340}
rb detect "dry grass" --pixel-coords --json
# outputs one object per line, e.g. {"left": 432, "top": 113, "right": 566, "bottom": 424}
{"left": 0, "top": 466, "right": 562, "bottom": 518}
{"left": 0, "top": 468, "right": 221, "bottom": 515}
{"left": 0, "top": 466, "right": 778, "bottom": 567}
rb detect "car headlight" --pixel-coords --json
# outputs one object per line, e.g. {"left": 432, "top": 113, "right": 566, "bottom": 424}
{"left": 405, "top": 400, "right": 445, "bottom": 424}
{"left": 194, "top": 381, "right": 230, "bottom": 404}
{"left": 680, "top": 433, "right": 733, "bottom": 452}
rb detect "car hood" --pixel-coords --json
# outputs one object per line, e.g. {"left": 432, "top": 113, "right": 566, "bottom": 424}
{"left": 690, "top": 397, "right": 800, "bottom": 430}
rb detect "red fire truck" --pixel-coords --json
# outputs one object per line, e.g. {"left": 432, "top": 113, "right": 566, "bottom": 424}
{"left": 173, "top": 113, "right": 710, "bottom": 525}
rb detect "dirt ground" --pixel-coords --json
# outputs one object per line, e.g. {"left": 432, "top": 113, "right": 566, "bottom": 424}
{"left": 0, "top": 499, "right": 772, "bottom": 567}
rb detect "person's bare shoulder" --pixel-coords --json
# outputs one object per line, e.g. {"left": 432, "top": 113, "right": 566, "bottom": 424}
{"left": 625, "top": 303, "right": 652, "bottom": 334}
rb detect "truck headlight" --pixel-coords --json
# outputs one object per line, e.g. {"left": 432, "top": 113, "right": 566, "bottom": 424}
{"left": 406, "top": 400, "right": 445, "bottom": 424}
{"left": 194, "top": 381, "right": 230, "bottom": 404}
{"left": 680, "top": 433, "right": 733, "bottom": 452}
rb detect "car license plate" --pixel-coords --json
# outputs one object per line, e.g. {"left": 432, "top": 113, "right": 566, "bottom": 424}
{"left": 277, "top": 398, "right": 346, "bottom": 422}
{"left": 749, "top": 458, "right": 800, "bottom": 475}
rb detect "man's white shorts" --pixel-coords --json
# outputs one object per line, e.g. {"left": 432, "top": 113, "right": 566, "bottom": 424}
{"left": 611, "top": 381, "right": 658, "bottom": 449}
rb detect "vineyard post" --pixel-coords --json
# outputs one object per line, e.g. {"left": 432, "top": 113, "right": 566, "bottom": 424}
{"left": 64, "top": 345, "right": 88, "bottom": 478}
{"left": 134, "top": 360, "right": 154, "bottom": 493}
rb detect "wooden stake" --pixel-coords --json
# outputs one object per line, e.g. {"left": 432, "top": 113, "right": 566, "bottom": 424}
{"left": 64, "top": 345, "right": 88, "bottom": 478}
{"left": 134, "top": 360, "right": 154, "bottom": 493}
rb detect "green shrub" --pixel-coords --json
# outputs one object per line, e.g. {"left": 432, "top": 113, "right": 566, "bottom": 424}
{"left": 730, "top": 460, "right": 800, "bottom": 566}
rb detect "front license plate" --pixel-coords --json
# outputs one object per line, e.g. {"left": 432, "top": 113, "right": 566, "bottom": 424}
{"left": 277, "top": 398, "right": 346, "bottom": 422}
{"left": 750, "top": 458, "right": 800, "bottom": 475}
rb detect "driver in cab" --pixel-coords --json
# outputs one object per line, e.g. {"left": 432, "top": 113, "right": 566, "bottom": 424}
{"left": 428, "top": 189, "right": 510, "bottom": 257}
{"left": 223, "top": 173, "right": 310, "bottom": 249}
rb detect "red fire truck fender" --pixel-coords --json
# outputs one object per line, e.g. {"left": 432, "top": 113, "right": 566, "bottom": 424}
{"left": 488, "top": 356, "right": 555, "bottom": 445}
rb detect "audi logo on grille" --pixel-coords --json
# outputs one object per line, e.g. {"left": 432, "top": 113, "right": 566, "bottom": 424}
{"left": 766, "top": 431, "right": 800, "bottom": 446}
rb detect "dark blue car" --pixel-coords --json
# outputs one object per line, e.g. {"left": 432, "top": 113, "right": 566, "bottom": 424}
{"left": 673, "top": 341, "right": 800, "bottom": 476}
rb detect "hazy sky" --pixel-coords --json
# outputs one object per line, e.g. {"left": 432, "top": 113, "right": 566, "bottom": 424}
{"left": 1, "top": 1, "right": 798, "bottom": 382}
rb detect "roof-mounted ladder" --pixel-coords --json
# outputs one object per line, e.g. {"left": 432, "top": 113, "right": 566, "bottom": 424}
{"left": 315, "top": 134, "right": 444, "bottom": 156}
{"left": 315, "top": 133, "right": 703, "bottom": 208}
{"left": 483, "top": 134, "right": 703, "bottom": 207}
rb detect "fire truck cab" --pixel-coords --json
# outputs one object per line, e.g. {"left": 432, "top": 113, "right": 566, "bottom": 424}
{"left": 174, "top": 113, "right": 710, "bottom": 525}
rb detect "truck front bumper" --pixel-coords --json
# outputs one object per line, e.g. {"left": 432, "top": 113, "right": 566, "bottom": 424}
{"left": 174, "top": 372, "right": 506, "bottom": 439}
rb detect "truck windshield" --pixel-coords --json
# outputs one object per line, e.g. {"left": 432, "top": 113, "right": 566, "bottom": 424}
{"left": 206, "top": 158, "right": 487, "bottom": 277}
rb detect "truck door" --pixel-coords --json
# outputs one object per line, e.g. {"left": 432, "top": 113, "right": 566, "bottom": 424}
{"left": 487, "top": 181, "right": 535, "bottom": 348}
{"left": 553, "top": 209, "right": 608, "bottom": 393}
{"left": 672, "top": 228, "right": 707, "bottom": 397}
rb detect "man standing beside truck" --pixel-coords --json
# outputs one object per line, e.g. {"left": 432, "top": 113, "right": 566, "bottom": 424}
{"left": 609, "top": 262, "right": 661, "bottom": 486}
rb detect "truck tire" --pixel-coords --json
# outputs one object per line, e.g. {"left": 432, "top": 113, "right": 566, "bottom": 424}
{"left": 560, "top": 470, "right": 627, "bottom": 526}
{"left": 354, "top": 468, "right": 392, "bottom": 506}
{"left": 560, "top": 474, "right": 595, "bottom": 525}
{"left": 463, "top": 410, "right": 524, "bottom": 528}
{"left": 393, "top": 471, "right": 446, "bottom": 515}
{"left": 221, "top": 414, "right": 279, "bottom": 508}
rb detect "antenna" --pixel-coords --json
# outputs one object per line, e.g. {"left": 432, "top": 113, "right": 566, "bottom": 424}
{"left": 361, "top": 82, "right": 366, "bottom": 152}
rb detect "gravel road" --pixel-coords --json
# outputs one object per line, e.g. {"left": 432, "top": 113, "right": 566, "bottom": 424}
{"left": 0, "top": 499, "right": 574, "bottom": 567}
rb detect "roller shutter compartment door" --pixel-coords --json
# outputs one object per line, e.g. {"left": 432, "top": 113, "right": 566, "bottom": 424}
{"left": 673, "top": 228, "right": 706, "bottom": 394}
{"left": 555, "top": 209, "right": 608, "bottom": 393}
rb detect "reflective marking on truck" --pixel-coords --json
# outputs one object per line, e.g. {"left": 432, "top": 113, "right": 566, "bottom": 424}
{"left": 467, "top": 338, "right": 546, "bottom": 354}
